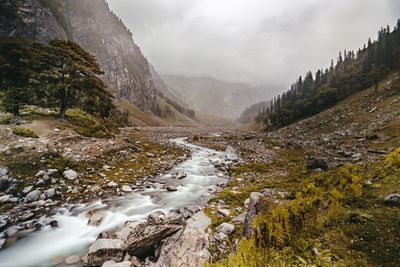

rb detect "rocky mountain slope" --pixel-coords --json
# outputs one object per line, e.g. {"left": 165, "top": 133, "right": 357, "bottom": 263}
{"left": 162, "top": 75, "right": 278, "bottom": 120}
{"left": 0, "top": 0, "right": 157, "bottom": 111}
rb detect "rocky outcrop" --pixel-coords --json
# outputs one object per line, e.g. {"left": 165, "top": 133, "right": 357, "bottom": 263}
{"left": 155, "top": 226, "right": 211, "bottom": 267}
{"left": 0, "top": 0, "right": 157, "bottom": 111}
{"left": 242, "top": 192, "right": 263, "bottom": 239}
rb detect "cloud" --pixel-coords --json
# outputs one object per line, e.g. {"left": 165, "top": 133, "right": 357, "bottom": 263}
{"left": 107, "top": 0, "right": 399, "bottom": 89}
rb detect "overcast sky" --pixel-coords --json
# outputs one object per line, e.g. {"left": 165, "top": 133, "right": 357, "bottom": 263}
{"left": 107, "top": 0, "right": 399, "bottom": 88}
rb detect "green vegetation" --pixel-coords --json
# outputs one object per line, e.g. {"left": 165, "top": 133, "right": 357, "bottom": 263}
{"left": 65, "top": 109, "right": 111, "bottom": 138}
{"left": 253, "top": 19, "right": 400, "bottom": 129}
{"left": 210, "top": 150, "right": 400, "bottom": 267}
{"left": 12, "top": 127, "right": 39, "bottom": 138}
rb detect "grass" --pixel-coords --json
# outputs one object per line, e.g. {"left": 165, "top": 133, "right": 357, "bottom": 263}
{"left": 12, "top": 127, "right": 39, "bottom": 138}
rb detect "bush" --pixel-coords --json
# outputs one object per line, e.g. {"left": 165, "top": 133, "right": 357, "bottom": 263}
{"left": 12, "top": 127, "right": 38, "bottom": 138}
{"left": 65, "top": 109, "right": 111, "bottom": 138}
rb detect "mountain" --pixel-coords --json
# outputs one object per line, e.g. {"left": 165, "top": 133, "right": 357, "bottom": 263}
{"left": 162, "top": 75, "right": 279, "bottom": 120}
{"left": 0, "top": 0, "right": 156, "bottom": 111}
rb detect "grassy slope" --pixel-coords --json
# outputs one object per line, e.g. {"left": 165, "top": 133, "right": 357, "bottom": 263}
{"left": 207, "top": 71, "right": 400, "bottom": 266}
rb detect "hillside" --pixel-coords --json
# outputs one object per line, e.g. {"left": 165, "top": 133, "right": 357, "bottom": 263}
{"left": 0, "top": 0, "right": 157, "bottom": 111}
{"left": 195, "top": 70, "right": 400, "bottom": 266}
{"left": 240, "top": 21, "right": 400, "bottom": 127}
{"left": 162, "top": 75, "right": 278, "bottom": 120}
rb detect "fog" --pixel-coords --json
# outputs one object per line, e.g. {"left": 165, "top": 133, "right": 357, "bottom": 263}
{"left": 107, "top": 0, "right": 399, "bottom": 88}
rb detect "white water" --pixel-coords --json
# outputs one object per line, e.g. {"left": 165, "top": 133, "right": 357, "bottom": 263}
{"left": 0, "top": 138, "right": 237, "bottom": 267}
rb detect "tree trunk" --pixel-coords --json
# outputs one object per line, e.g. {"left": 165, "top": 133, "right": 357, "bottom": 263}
{"left": 59, "top": 88, "right": 67, "bottom": 120}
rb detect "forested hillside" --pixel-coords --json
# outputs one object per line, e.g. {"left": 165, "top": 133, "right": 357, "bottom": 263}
{"left": 243, "top": 20, "right": 400, "bottom": 129}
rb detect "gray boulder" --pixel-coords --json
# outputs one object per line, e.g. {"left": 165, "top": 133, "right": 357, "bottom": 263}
{"left": 84, "top": 239, "right": 125, "bottom": 266}
{"left": 155, "top": 227, "right": 211, "bottom": 267}
{"left": 63, "top": 169, "right": 78, "bottom": 181}
{"left": 216, "top": 223, "right": 235, "bottom": 236}
{"left": 26, "top": 190, "right": 42, "bottom": 202}
{"left": 383, "top": 194, "right": 400, "bottom": 205}
{"left": 44, "top": 188, "right": 56, "bottom": 199}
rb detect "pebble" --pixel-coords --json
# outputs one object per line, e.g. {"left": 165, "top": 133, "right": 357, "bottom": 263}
{"left": 121, "top": 185, "right": 132, "bottom": 192}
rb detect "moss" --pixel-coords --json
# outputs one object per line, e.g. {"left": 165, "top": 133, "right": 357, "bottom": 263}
{"left": 233, "top": 162, "right": 269, "bottom": 176}
{"left": 65, "top": 109, "right": 111, "bottom": 138}
{"left": 12, "top": 127, "right": 39, "bottom": 138}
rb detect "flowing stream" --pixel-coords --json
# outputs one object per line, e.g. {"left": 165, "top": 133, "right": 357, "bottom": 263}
{"left": 0, "top": 137, "right": 237, "bottom": 267}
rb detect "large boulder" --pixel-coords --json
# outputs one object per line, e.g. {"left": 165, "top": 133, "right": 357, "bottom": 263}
{"left": 242, "top": 192, "right": 263, "bottom": 239}
{"left": 125, "top": 221, "right": 183, "bottom": 257}
{"left": 155, "top": 227, "right": 211, "bottom": 267}
{"left": 26, "top": 190, "right": 42, "bottom": 202}
{"left": 63, "top": 170, "right": 78, "bottom": 181}
{"left": 83, "top": 239, "right": 125, "bottom": 267}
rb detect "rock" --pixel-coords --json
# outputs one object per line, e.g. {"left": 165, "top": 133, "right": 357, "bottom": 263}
{"left": 147, "top": 211, "right": 166, "bottom": 224}
{"left": 214, "top": 232, "right": 228, "bottom": 242}
{"left": 20, "top": 212, "right": 34, "bottom": 221}
{"left": 22, "top": 186, "right": 33, "bottom": 195}
{"left": 0, "top": 195, "right": 11, "bottom": 203}
{"left": 26, "top": 189, "right": 42, "bottom": 202}
{"left": 146, "top": 152, "right": 156, "bottom": 157}
{"left": 243, "top": 192, "right": 263, "bottom": 239}
{"left": 65, "top": 255, "right": 81, "bottom": 265}
{"left": 130, "top": 256, "right": 142, "bottom": 267}
{"left": 231, "top": 212, "right": 246, "bottom": 224}
{"left": 45, "top": 188, "right": 56, "bottom": 199}
{"left": 217, "top": 208, "right": 230, "bottom": 217}
{"left": 84, "top": 239, "right": 125, "bottom": 266}
{"left": 187, "top": 211, "right": 211, "bottom": 230}
{"left": 175, "top": 170, "right": 187, "bottom": 179}
{"left": 108, "top": 181, "right": 118, "bottom": 188}
{"left": 49, "top": 220, "right": 58, "bottom": 228}
{"left": 125, "top": 221, "right": 183, "bottom": 257}
{"left": 111, "top": 261, "right": 132, "bottom": 267}
{"left": 166, "top": 186, "right": 177, "bottom": 192}
{"left": 216, "top": 223, "right": 235, "bottom": 236}
{"left": 383, "top": 194, "right": 400, "bottom": 205}
{"left": 0, "top": 167, "right": 8, "bottom": 176}
{"left": 102, "top": 260, "right": 116, "bottom": 267}
{"left": 155, "top": 227, "right": 211, "bottom": 267}
{"left": 63, "top": 170, "right": 78, "bottom": 181}
{"left": 52, "top": 256, "right": 64, "bottom": 266}
{"left": 91, "top": 185, "right": 101, "bottom": 193}
{"left": 0, "top": 216, "right": 7, "bottom": 231}
{"left": 88, "top": 212, "right": 104, "bottom": 226}
{"left": 306, "top": 158, "right": 328, "bottom": 171}
{"left": 121, "top": 185, "right": 133, "bottom": 193}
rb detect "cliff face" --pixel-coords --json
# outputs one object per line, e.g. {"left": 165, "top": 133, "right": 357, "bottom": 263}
{"left": 0, "top": 0, "right": 156, "bottom": 111}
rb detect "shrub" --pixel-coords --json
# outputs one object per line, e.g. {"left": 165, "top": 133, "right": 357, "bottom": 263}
{"left": 12, "top": 127, "right": 38, "bottom": 138}
{"left": 65, "top": 109, "right": 111, "bottom": 138}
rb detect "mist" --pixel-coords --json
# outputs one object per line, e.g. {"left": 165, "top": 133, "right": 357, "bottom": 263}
{"left": 107, "top": 0, "right": 399, "bottom": 88}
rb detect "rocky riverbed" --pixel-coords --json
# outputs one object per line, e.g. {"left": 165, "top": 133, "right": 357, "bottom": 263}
{"left": 0, "top": 136, "right": 240, "bottom": 267}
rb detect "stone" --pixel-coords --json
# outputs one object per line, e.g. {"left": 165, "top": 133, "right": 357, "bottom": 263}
{"left": 217, "top": 208, "right": 230, "bottom": 217}
{"left": 63, "top": 170, "right": 78, "bottom": 181}
{"left": 52, "top": 256, "right": 64, "bottom": 266}
{"left": 26, "top": 189, "right": 42, "bottom": 202}
{"left": 130, "top": 256, "right": 142, "bottom": 267}
{"left": 187, "top": 211, "right": 211, "bottom": 230}
{"left": 22, "top": 186, "right": 33, "bottom": 195}
{"left": 91, "top": 185, "right": 101, "bottom": 193}
{"left": 0, "top": 216, "right": 7, "bottom": 231}
{"left": 20, "top": 212, "right": 34, "bottom": 221}
{"left": 155, "top": 227, "right": 211, "bottom": 267}
{"left": 122, "top": 185, "right": 133, "bottom": 193}
{"left": 146, "top": 152, "right": 156, "bottom": 157}
{"left": 383, "top": 194, "right": 400, "bottom": 205}
{"left": 175, "top": 170, "right": 187, "bottom": 179}
{"left": 147, "top": 211, "right": 166, "bottom": 224}
{"left": 214, "top": 232, "right": 228, "bottom": 242}
{"left": 102, "top": 260, "right": 116, "bottom": 267}
{"left": 243, "top": 192, "right": 263, "bottom": 239}
{"left": 125, "top": 221, "right": 183, "bottom": 257}
{"left": 108, "top": 181, "right": 118, "bottom": 188}
{"left": 65, "top": 255, "right": 81, "bottom": 265}
{"left": 216, "top": 223, "right": 235, "bottom": 236}
{"left": 84, "top": 239, "right": 125, "bottom": 266}
{"left": 45, "top": 188, "right": 56, "bottom": 199}
{"left": 231, "top": 212, "right": 246, "bottom": 224}
{"left": 166, "top": 186, "right": 177, "bottom": 192}
{"left": 0, "top": 195, "right": 11, "bottom": 203}
{"left": 306, "top": 158, "right": 328, "bottom": 171}
{"left": 88, "top": 212, "right": 104, "bottom": 226}
{"left": 111, "top": 261, "right": 132, "bottom": 267}
{"left": 0, "top": 167, "right": 8, "bottom": 176}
